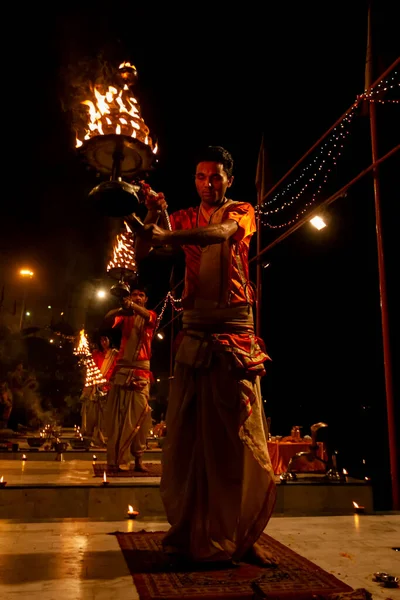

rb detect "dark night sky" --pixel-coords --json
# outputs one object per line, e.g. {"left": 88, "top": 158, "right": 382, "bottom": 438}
{"left": 1, "top": 3, "right": 399, "bottom": 501}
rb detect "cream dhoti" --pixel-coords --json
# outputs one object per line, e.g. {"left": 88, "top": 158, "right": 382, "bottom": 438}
{"left": 105, "top": 359, "right": 152, "bottom": 467}
{"left": 160, "top": 306, "right": 276, "bottom": 561}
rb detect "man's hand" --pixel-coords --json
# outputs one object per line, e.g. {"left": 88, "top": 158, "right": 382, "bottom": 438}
{"left": 137, "top": 223, "right": 170, "bottom": 246}
{"left": 141, "top": 183, "right": 168, "bottom": 213}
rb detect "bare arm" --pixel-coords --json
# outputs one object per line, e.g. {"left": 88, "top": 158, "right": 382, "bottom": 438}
{"left": 123, "top": 299, "right": 152, "bottom": 321}
{"left": 104, "top": 302, "right": 151, "bottom": 326}
{"left": 137, "top": 220, "right": 238, "bottom": 251}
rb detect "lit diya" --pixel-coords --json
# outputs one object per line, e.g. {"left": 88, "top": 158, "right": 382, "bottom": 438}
{"left": 127, "top": 505, "right": 139, "bottom": 519}
{"left": 352, "top": 501, "right": 365, "bottom": 514}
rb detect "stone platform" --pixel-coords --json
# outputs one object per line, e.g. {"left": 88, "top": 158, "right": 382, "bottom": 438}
{"left": 0, "top": 448, "right": 161, "bottom": 461}
{"left": 0, "top": 460, "right": 373, "bottom": 521}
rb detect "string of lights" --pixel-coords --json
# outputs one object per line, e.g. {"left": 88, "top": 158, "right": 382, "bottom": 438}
{"left": 155, "top": 291, "right": 183, "bottom": 331}
{"left": 156, "top": 307, "right": 183, "bottom": 335}
{"left": 359, "top": 71, "right": 399, "bottom": 101}
{"left": 257, "top": 110, "right": 356, "bottom": 228}
{"left": 256, "top": 71, "right": 399, "bottom": 229}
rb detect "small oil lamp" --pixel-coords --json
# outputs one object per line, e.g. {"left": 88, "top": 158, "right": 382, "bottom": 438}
{"left": 352, "top": 501, "right": 365, "bottom": 514}
{"left": 0, "top": 476, "right": 7, "bottom": 488}
{"left": 127, "top": 505, "right": 139, "bottom": 519}
{"left": 102, "top": 471, "right": 109, "bottom": 486}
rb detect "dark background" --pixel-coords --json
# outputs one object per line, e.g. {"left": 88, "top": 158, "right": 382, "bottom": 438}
{"left": 1, "top": 3, "right": 399, "bottom": 507}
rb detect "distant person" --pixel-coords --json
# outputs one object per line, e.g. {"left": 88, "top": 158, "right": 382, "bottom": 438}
{"left": 81, "top": 335, "right": 118, "bottom": 447}
{"left": 104, "top": 287, "right": 157, "bottom": 471}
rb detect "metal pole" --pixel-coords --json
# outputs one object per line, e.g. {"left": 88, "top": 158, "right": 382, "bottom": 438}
{"left": 366, "top": 6, "right": 399, "bottom": 509}
{"left": 258, "top": 57, "right": 399, "bottom": 207}
{"left": 168, "top": 267, "right": 176, "bottom": 390}
{"left": 250, "top": 145, "right": 399, "bottom": 263}
{"left": 256, "top": 189, "right": 262, "bottom": 337}
{"left": 169, "top": 305, "right": 174, "bottom": 379}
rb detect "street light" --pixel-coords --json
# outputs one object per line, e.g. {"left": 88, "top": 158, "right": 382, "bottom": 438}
{"left": 310, "top": 215, "right": 327, "bottom": 230}
{"left": 19, "top": 269, "right": 34, "bottom": 278}
{"left": 18, "top": 268, "right": 34, "bottom": 331}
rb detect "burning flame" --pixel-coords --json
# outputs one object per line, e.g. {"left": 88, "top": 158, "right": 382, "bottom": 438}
{"left": 107, "top": 221, "right": 137, "bottom": 273}
{"left": 74, "top": 330, "right": 90, "bottom": 357}
{"left": 84, "top": 356, "right": 107, "bottom": 388}
{"left": 343, "top": 469, "right": 348, "bottom": 475}
{"left": 103, "top": 471, "right": 107, "bottom": 482}
{"left": 352, "top": 501, "right": 359, "bottom": 508}
{"left": 0, "top": 476, "right": 3, "bottom": 483}
{"left": 119, "top": 61, "right": 135, "bottom": 69}
{"left": 76, "top": 75, "right": 157, "bottom": 154}
{"left": 128, "top": 505, "right": 134, "bottom": 513}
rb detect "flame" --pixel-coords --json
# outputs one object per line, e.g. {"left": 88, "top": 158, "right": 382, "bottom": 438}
{"left": 107, "top": 221, "right": 137, "bottom": 273}
{"left": 93, "top": 455, "right": 97, "bottom": 460}
{"left": 352, "top": 501, "right": 359, "bottom": 508}
{"left": 84, "top": 355, "right": 107, "bottom": 387}
{"left": 76, "top": 78, "right": 154, "bottom": 150}
{"left": 343, "top": 469, "right": 348, "bottom": 475}
{"left": 128, "top": 505, "right": 134, "bottom": 513}
{"left": 22, "top": 454, "right": 26, "bottom": 460}
{"left": 103, "top": 471, "right": 107, "bottom": 482}
{"left": 0, "top": 476, "right": 3, "bottom": 483}
{"left": 74, "top": 330, "right": 90, "bottom": 357}
{"left": 119, "top": 61, "right": 136, "bottom": 69}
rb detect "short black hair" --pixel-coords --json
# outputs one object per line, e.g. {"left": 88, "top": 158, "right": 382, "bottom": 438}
{"left": 194, "top": 146, "right": 234, "bottom": 178}
{"left": 130, "top": 283, "right": 148, "bottom": 296}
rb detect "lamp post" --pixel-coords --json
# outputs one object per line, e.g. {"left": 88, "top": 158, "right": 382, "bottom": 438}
{"left": 18, "top": 269, "right": 34, "bottom": 332}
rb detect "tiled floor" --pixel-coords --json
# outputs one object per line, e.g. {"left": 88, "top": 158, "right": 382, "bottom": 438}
{"left": 0, "top": 515, "right": 398, "bottom": 599}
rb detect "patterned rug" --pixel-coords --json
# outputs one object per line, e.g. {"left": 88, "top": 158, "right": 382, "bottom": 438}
{"left": 92, "top": 462, "right": 162, "bottom": 477}
{"left": 115, "top": 530, "right": 360, "bottom": 599}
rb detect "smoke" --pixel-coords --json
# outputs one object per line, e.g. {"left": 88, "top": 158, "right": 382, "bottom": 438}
{"left": 8, "top": 381, "right": 54, "bottom": 430}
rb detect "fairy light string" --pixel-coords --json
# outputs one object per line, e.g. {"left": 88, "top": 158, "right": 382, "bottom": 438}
{"left": 155, "top": 291, "right": 183, "bottom": 331}
{"left": 257, "top": 71, "right": 399, "bottom": 230}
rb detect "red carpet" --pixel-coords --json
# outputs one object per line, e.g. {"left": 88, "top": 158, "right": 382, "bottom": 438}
{"left": 93, "top": 462, "right": 161, "bottom": 477}
{"left": 115, "top": 530, "right": 365, "bottom": 599}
